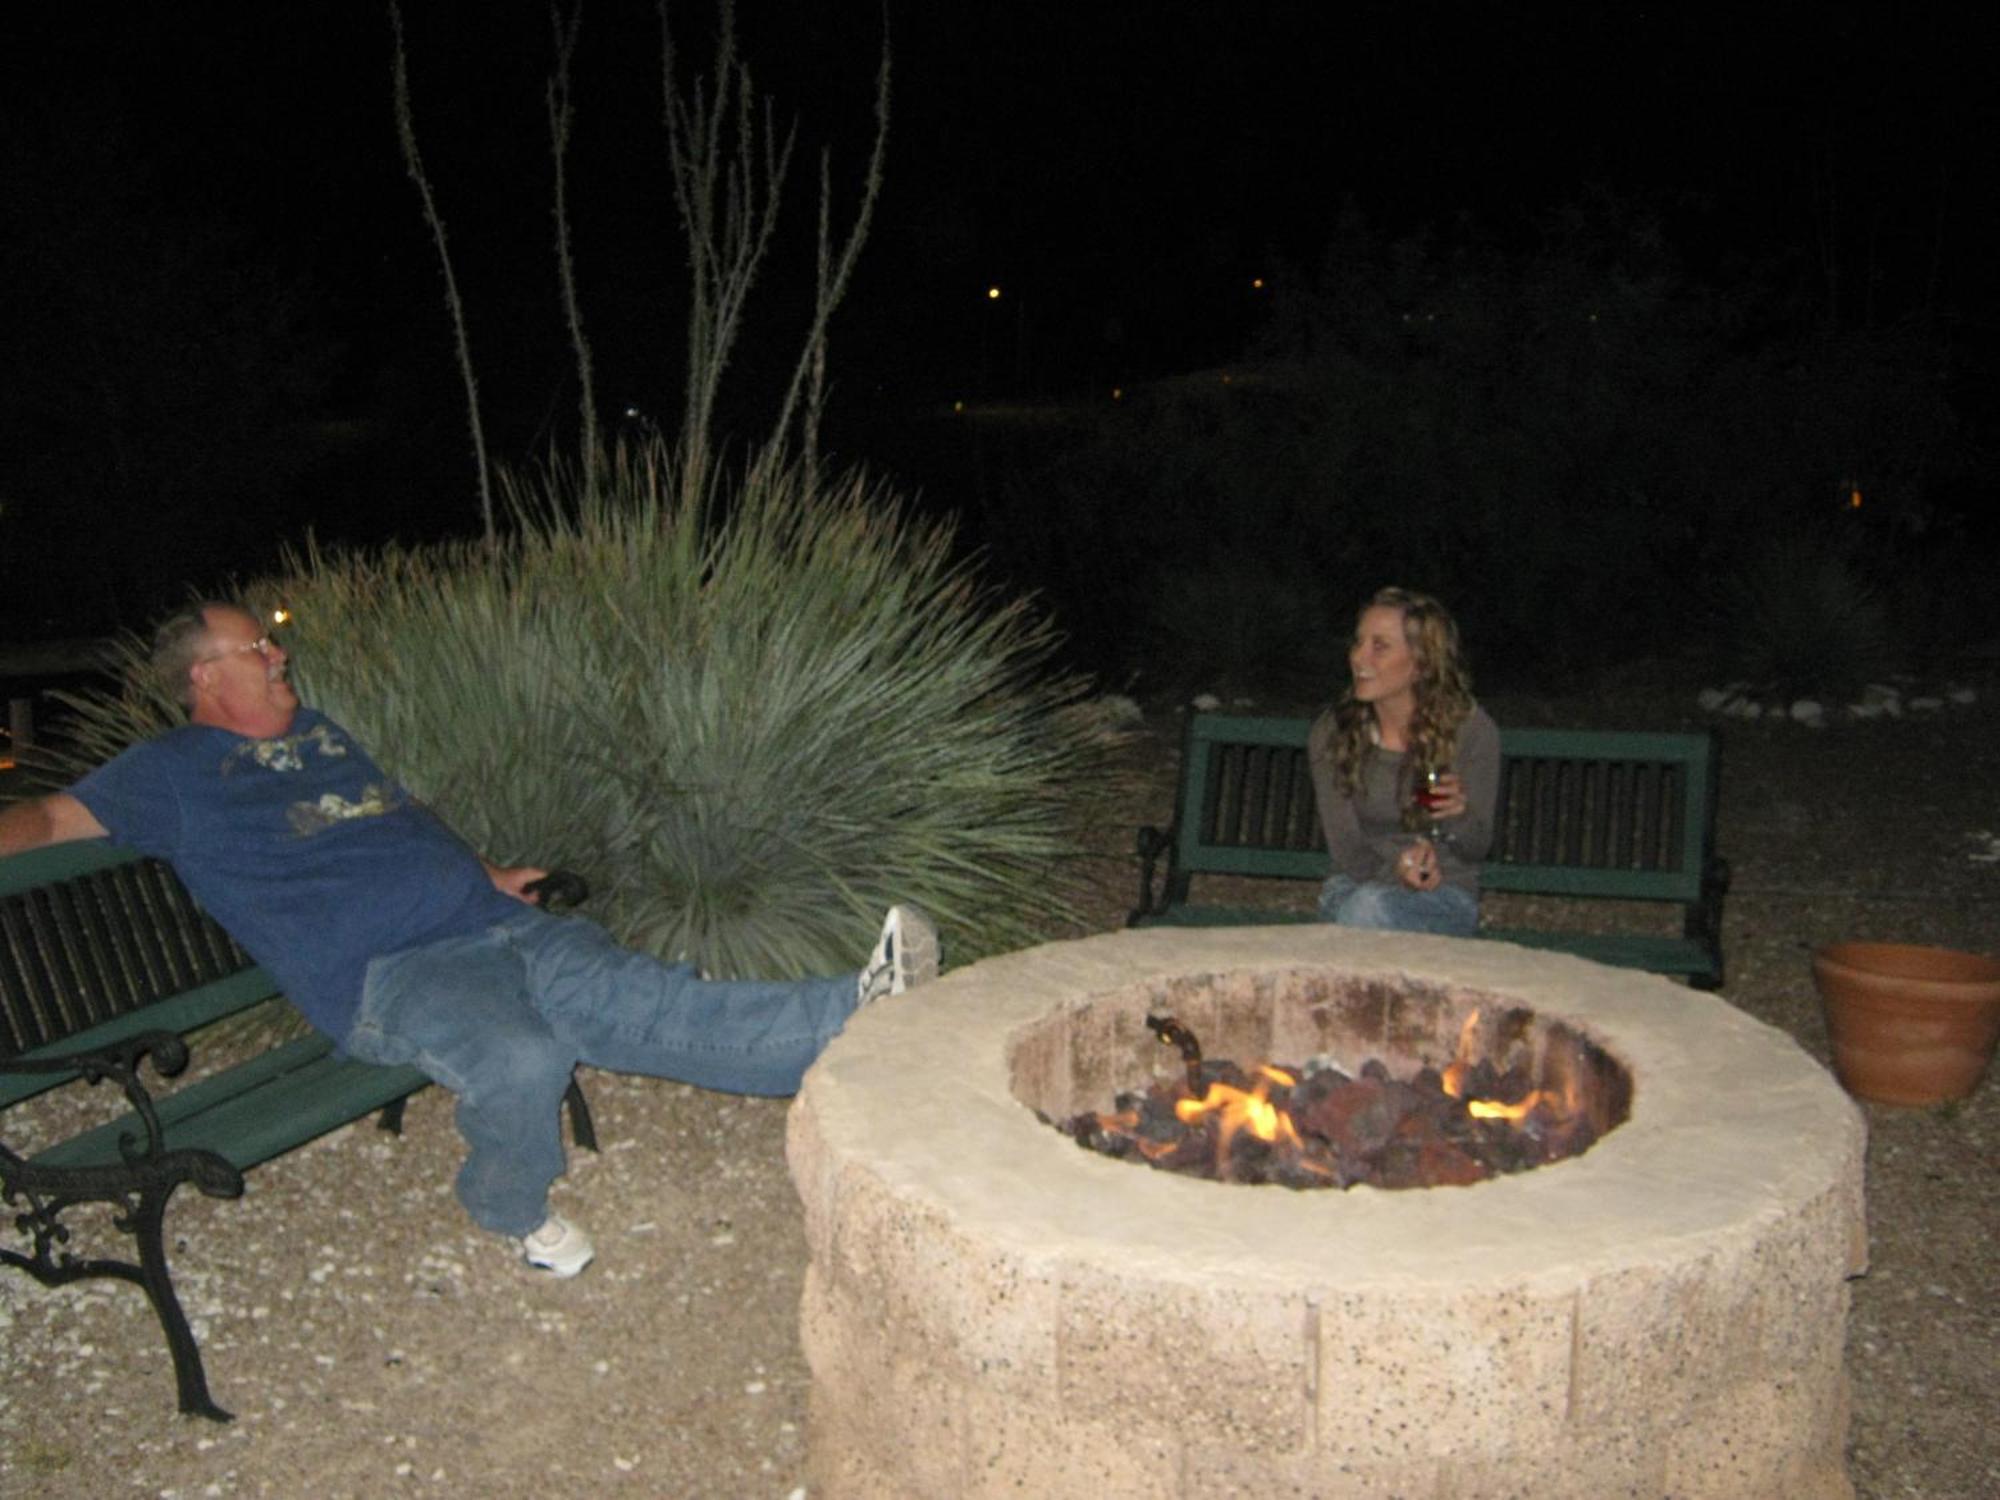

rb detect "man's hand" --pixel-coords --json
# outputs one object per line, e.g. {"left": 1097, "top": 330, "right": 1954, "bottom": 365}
{"left": 0, "top": 793, "right": 108, "bottom": 858}
{"left": 484, "top": 862, "right": 551, "bottom": 905}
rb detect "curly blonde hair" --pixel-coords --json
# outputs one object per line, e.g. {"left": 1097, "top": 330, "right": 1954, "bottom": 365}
{"left": 1329, "top": 587, "right": 1475, "bottom": 828}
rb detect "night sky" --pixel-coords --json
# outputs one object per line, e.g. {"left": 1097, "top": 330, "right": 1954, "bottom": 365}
{"left": 3, "top": 1, "right": 1992, "bottom": 635}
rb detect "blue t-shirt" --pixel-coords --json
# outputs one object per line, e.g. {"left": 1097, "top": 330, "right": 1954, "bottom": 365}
{"left": 70, "top": 708, "right": 521, "bottom": 1040}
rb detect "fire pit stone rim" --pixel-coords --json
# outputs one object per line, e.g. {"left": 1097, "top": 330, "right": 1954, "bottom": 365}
{"left": 798, "top": 926, "right": 1864, "bottom": 1293}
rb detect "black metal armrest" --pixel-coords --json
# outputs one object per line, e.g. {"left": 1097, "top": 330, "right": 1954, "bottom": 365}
{"left": 0, "top": 1029, "right": 190, "bottom": 1083}
{"left": 1, "top": 1030, "right": 191, "bottom": 1161}
{"left": 1130, "top": 824, "right": 1175, "bottom": 925}
{"left": 1684, "top": 853, "right": 1732, "bottom": 990}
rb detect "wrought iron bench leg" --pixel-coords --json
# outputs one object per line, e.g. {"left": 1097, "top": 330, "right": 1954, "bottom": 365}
{"left": 377, "top": 1077, "right": 597, "bottom": 1151}
{"left": 129, "top": 1183, "right": 233, "bottom": 1421}
{"left": 1, "top": 1155, "right": 240, "bottom": 1423}
{"left": 562, "top": 1077, "right": 598, "bottom": 1152}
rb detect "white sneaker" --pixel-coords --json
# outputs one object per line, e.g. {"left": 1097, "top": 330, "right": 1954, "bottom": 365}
{"left": 857, "top": 904, "right": 940, "bottom": 1005}
{"left": 521, "top": 1213, "right": 594, "bottom": 1277}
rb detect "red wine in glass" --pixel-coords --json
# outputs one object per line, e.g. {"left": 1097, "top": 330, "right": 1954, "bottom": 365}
{"left": 1414, "top": 768, "right": 1447, "bottom": 813}
{"left": 1412, "top": 768, "right": 1450, "bottom": 843}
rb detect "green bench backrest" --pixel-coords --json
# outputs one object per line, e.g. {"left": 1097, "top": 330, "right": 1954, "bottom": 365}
{"left": 1, "top": 840, "right": 277, "bottom": 1107}
{"left": 1171, "top": 714, "right": 1717, "bottom": 901}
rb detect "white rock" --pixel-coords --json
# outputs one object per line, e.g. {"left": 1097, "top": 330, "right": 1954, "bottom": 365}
{"left": 1948, "top": 685, "right": 1977, "bottom": 705}
{"left": 1190, "top": 692, "right": 1222, "bottom": 711}
{"left": 1790, "top": 700, "right": 1825, "bottom": 726}
{"left": 1909, "top": 696, "right": 1944, "bottom": 712}
{"left": 1094, "top": 693, "right": 1145, "bottom": 726}
{"left": 1697, "top": 686, "right": 1731, "bottom": 711}
{"left": 1846, "top": 700, "right": 1883, "bottom": 720}
{"left": 1861, "top": 682, "right": 1901, "bottom": 707}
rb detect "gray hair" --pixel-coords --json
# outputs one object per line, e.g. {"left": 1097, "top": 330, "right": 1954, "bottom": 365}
{"left": 150, "top": 601, "right": 235, "bottom": 711}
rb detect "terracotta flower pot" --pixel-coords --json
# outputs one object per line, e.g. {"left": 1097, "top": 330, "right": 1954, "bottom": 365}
{"left": 1811, "top": 941, "right": 2000, "bottom": 1106}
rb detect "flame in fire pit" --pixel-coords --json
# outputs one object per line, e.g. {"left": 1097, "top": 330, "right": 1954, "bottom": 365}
{"left": 1439, "top": 1010, "right": 1583, "bottom": 1123}
{"left": 1173, "top": 1065, "right": 1328, "bottom": 1178}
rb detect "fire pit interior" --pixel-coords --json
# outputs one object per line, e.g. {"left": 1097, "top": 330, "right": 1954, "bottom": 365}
{"left": 789, "top": 926, "right": 1867, "bottom": 1500}
{"left": 1055, "top": 997, "right": 1633, "bottom": 1189}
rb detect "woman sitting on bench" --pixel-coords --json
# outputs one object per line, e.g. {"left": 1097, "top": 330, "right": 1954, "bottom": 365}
{"left": 1307, "top": 587, "right": 1500, "bottom": 936}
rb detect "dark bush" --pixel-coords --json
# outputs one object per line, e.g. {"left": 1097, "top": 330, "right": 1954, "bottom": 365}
{"left": 973, "top": 202, "right": 1971, "bottom": 692}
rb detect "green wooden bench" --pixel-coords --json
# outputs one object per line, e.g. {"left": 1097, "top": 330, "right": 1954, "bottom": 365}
{"left": 1130, "top": 713, "right": 1728, "bottom": 987}
{"left": 0, "top": 839, "right": 597, "bottom": 1421}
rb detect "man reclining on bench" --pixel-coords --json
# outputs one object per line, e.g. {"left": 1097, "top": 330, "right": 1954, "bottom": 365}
{"left": 0, "top": 601, "right": 939, "bottom": 1278}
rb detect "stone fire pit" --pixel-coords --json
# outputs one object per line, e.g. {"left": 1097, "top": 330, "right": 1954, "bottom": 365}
{"left": 787, "top": 927, "right": 1867, "bottom": 1499}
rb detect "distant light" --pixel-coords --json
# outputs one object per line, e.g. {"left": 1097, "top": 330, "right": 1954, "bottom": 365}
{"left": 953, "top": 399, "right": 966, "bottom": 414}
{"left": 1251, "top": 277, "right": 1265, "bottom": 290}
{"left": 1220, "top": 373, "right": 1233, "bottom": 385}
{"left": 1111, "top": 387, "right": 1124, "bottom": 401}
{"left": 1849, "top": 487, "right": 1863, "bottom": 510}
{"left": 271, "top": 606, "right": 293, "bottom": 626}
{"left": 986, "top": 285, "right": 1002, "bottom": 301}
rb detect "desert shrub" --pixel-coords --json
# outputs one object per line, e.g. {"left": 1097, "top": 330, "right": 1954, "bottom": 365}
{"left": 1712, "top": 539, "right": 1894, "bottom": 702}
{"left": 46, "top": 439, "right": 1113, "bottom": 979}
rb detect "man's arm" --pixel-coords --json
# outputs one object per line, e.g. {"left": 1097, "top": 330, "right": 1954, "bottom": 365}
{"left": 0, "top": 793, "right": 110, "bottom": 857}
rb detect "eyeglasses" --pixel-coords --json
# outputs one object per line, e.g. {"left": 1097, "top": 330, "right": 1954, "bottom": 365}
{"left": 199, "top": 635, "right": 277, "bottom": 664}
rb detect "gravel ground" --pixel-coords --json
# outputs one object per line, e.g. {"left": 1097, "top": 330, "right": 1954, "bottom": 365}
{"left": 2, "top": 681, "right": 1995, "bottom": 1499}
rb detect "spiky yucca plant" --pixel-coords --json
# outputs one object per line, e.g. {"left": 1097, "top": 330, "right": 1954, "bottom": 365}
{"left": 1718, "top": 540, "right": 1894, "bottom": 704}
{"left": 48, "top": 441, "right": 1109, "bottom": 980}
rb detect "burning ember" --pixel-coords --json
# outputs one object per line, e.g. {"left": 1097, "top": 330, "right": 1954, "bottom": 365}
{"left": 1057, "top": 1011, "right": 1621, "bottom": 1189}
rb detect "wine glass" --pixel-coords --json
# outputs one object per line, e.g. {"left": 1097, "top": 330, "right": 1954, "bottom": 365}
{"left": 1413, "top": 766, "right": 1449, "bottom": 845}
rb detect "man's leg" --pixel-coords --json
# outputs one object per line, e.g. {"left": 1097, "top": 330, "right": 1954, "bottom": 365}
{"left": 502, "top": 911, "right": 863, "bottom": 1096}
{"left": 352, "top": 930, "right": 578, "bottom": 1238}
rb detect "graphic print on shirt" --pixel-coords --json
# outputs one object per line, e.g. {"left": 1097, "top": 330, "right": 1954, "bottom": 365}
{"left": 218, "top": 719, "right": 409, "bottom": 836}
{"left": 221, "top": 721, "right": 349, "bottom": 775}
{"left": 286, "top": 784, "right": 404, "bottom": 835}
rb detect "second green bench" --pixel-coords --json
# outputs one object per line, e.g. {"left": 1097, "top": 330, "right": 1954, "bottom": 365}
{"left": 1129, "top": 712, "right": 1728, "bottom": 988}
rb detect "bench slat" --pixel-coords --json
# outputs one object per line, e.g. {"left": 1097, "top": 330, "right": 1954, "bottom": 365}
{"left": 1131, "top": 904, "right": 1714, "bottom": 976}
{"left": 0, "top": 967, "right": 283, "bottom": 1110}
{"left": 1477, "top": 928, "right": 1718, "bottom": 976}
{"left": 30, "top": 1035, "right": 429, "bottom": 1173}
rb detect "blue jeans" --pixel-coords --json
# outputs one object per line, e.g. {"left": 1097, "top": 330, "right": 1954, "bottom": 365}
{"left": 344, "top": 908, "right": 859, "bottom": 1236}
{"left": 1317, "top": 874, "right": 1479, "bottom": 937}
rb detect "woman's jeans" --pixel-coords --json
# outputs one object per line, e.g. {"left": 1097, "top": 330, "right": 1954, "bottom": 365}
{"left": 1317, "top": 874, "right": 1479, "bottom": 937}
{"left": 344, "top": 908, "right": 859, "bottom": 1237}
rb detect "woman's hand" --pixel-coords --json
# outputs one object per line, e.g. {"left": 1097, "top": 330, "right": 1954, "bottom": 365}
{"left": 1425, "top": 771, "right": 1468, "bottom": 821}
{"left": 1394, "top": 838, "right": 1443, "bottom": 891}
